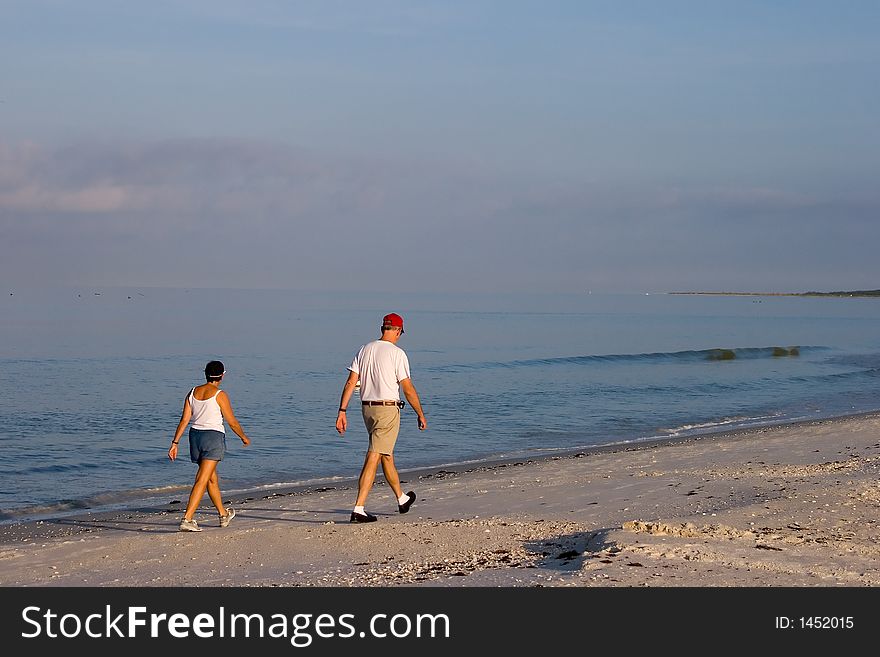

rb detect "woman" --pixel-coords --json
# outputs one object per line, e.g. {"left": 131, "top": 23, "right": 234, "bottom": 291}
{"left": 168, "top": 360, "right": 250, "bottom": 532}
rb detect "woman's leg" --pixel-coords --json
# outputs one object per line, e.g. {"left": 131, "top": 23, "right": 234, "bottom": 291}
{"left": 183, "top": 459, "right": 220, "bottom": 520}
{"left": 206, "top": 469, "right": 227, "bottom": 516}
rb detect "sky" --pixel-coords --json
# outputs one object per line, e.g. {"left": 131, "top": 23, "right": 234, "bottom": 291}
{"left": 2, "top": 1, "right": 879, "bottom": 294}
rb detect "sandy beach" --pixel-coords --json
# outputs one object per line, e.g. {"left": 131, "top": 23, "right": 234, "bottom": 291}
{"left": 1, "top": 413, "right": 879, "bottom": 588}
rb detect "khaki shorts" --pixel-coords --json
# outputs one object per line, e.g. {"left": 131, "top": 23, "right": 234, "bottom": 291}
{"left": 362, "top": 405, "right": 401, "bottom": 455}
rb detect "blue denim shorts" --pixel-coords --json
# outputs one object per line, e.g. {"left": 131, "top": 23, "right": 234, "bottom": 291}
{"left": 189, "top": 428, "right": 226, "bottom": 463}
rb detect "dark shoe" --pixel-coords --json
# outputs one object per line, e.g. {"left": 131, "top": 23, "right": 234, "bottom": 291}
{"left": 398, "top": 491, "right": 416, "bottom": 514}
{"left": 350, "top": 511, "right": 378, "bottom": 523}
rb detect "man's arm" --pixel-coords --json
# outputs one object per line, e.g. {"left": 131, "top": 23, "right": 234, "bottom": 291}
{"left": 399, "top": 378, "right": 427, "bottom": 430}
{"left": 336, "top": 370, "right": 359, "bottom": 435}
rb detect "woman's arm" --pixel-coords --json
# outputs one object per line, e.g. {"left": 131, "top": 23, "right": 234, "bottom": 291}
{"left": 168, "top": 395, "right": 192, "bottom": 461}
{"left": 217, "top": 391, "right": 250, "bottom": 445}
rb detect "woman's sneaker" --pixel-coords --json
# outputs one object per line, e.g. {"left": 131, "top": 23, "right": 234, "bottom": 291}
{"left": 219, "top": 507, "right": 236, "bottom": 528}
{"left": 179, "top": 518, "right": 202, "bottom": 532}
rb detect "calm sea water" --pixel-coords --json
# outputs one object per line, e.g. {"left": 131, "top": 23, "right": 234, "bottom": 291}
{"left": 2, "top": 287, "right": 880, "bottom": 523}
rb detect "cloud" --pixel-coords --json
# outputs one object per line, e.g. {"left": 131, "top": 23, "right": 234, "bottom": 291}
{"left": 1, "top": 139, "right": 832, "bottom": 227}
{"left": 0, "top": 182, "right": 131, "bottom": 213}
{"left": 0, "top": 139, "right": 342, "bottom": 217}
{"left": 1, "top": 137, "right": 877, "bottom": 293}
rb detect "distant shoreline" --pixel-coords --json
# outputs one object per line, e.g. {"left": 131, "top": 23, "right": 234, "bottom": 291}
{"left": 669, "top": 290, "right": 880, "bottom": 297}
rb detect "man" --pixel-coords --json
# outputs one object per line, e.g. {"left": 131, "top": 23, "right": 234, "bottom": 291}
{"left": 336, "top": 312, "right": 427, "bottom": 523}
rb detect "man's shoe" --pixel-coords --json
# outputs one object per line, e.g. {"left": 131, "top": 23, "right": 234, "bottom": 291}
{"left": 350, "top": 511, "right": 378, "bottom": 523}
{"left": 219, "top": 506, "right": 235, "bottom": 528}
{"left": 179, "top": 518, "right": 202, "bottom": 532}
{"left": 398, "top": 491, "right": 416, "bottom": 514}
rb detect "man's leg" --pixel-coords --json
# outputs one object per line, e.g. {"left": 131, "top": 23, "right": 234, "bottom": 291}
{"left": 379, "top": 453, "right": 404, "bottom": 500}
{"left": 355, "top": 451, "right": 382, "bottom": 507}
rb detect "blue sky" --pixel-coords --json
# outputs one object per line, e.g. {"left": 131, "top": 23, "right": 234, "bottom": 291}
{"left": 2, "top": 1, "right": 878, "bottom": 293}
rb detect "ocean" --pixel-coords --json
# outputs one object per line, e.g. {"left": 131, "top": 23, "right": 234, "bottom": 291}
{"left": 2, "top": 287, "right": 880, "bottom": 523}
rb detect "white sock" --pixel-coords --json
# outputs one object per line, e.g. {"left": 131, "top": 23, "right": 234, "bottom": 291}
{"left": 398, "top": 493, "right": 410, "bottom": 505}
{"left": 354, "top": 505, "right": 366, "bottom": 515}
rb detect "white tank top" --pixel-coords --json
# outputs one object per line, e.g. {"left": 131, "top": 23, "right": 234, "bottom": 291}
{"left": 189, "top": 388, "right": 225, "bottom": 433}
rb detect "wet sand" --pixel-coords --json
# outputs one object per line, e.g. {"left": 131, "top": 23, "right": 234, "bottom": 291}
{"left": 1, "top": 413, "right": 879, "bottom": 587}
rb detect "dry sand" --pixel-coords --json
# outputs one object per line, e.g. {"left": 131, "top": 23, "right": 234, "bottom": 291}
{"left": 2, "top": 413, "right": 879, "bottom": 587}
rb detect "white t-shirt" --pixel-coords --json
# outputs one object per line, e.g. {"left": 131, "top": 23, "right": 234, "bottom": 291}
{"left": 349, "top": 340, "right": 412, "bottom": 401}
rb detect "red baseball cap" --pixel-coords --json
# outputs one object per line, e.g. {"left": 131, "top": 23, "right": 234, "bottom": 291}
{"left": 382, "top": 312, "right": 404, "bottom": 333}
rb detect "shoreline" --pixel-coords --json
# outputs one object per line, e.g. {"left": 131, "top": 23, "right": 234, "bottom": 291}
{"left": 2, "top": 409, "right": 879, "bottom": 586}
{"left": 2, "top": 408, "right": 878, "bottom": 544}
{"left": 2, "top": 409, "right": 875, "bottom": 539}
